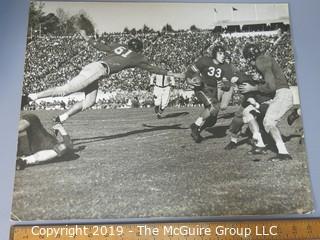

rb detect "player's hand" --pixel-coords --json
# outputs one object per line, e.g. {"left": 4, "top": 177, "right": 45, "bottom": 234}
{"left": 239, "top": 83, "right": 257, "bottom": 93}
{"left": 187, "top": 76, "right": 201, "bottom": 87}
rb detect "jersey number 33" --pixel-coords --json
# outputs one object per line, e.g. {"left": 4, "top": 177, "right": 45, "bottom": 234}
{"left": 207, "top": 66, "right": 222, "bottom": 78}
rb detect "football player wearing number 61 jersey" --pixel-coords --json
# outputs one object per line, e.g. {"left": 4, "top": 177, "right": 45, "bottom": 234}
{"left": 28, "top": 29, "right": 180, "bottom": 123}
{"left": 184, "top": 45, "right": 238, "bottom": 143}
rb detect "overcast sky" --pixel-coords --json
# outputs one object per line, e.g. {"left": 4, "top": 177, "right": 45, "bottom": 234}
{"left": 41, "top": 2, "right": 290, "bottom": 33}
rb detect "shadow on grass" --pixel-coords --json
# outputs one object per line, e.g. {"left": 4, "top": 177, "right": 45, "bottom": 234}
{"left": 162, "top": 111, "right": 189, "bottom": 119}
{"left": 73, "top": 124, "right": 188, "bottom": 145}
{"left": 203, "top": 125, "right": 229, "bottom": 139}
{"left": 217, "top": 111, "right": 235, "bottom": 120}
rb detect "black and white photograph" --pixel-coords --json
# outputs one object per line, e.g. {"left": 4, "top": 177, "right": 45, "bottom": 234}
{"left": 12, "top": 1, "right": 313, "bottom": 220}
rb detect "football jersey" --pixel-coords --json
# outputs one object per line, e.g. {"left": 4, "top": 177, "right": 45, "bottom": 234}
{"left": 236, "top": 71, "right": 274, "bottom": 106}
{"left": 256, "top": 55, "right": 289, "bottom": 91}
{"left": 150, "top": 74, "right": 174, "bottom": 87}
{"left": 186, "top": 56, "right": 235, "bottom": 88}
{"left": 98, "top": 43, "right": 167, "bottom": 75}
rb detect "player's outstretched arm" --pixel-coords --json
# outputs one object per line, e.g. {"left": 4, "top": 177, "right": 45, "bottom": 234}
{"left": 138, "top": 62, "right": 168, "bottom": 75}
{"left": 168, "top": 72, "right": 185, "bottom": 79}
{"left": 79, "top": 29, "right": 112, "bottom": 52}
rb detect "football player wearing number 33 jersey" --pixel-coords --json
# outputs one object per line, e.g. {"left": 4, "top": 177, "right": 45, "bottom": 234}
{"left": 28, "top": 29, "right": 181, "bottom": 124}
{"left": 184, "top": 45, "right": 238, "bottom": 143}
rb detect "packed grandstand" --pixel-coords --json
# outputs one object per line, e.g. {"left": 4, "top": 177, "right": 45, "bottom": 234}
{"left": 23, "top": 25, "right": 296, "bottom": 110}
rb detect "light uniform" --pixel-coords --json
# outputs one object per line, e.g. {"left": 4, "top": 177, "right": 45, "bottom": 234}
{"left": 150, "top": 74, "right": 175, "bottom": 109}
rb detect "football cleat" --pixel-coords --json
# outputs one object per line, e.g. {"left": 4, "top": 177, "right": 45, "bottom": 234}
{"left": 16, "top": 158, "right": 27, "bottom": 171}
{"left": 248, "top": 146, "right": 267, "bottom": 155}
{"left": 224, "top": 141, "right": 237, "bottom": 150}
{"left": 156, "top": 113, "right": 162, "bottom": 119}
{"left": 287, "top": 109, "right": 300, "bottom": 126}
{"left": 269, "top": 153, "right": 293, "bottom": 161}
{"left": 190, "top": 123, "right": 203, "bottom": 143}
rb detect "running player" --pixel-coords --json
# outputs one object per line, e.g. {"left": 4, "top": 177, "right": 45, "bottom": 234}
{"left": 185, "top": 45, "right": 237, "bottom": 143}
{"left": 149, "top": 62, "right": 175, "bottom": 119}
{"left": 28, "top": 30, "right": 180, "bottom": 123}
{"left": 239, "top": 43, "right": 293, "bottom": 160}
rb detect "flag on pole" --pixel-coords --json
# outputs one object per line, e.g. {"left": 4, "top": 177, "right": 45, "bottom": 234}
{"left": 213, "top": 8, "right": 218, "bottom": 23}
{"left": 232, "top": 7, "right": 238, "bottom": 11}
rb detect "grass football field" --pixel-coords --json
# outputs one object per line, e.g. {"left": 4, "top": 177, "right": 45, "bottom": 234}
{"left": 12, "top": 106, "right": 313, "bottom": 220}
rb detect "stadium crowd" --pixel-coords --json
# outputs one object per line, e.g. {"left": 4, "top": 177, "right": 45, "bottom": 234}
{"left": 23, "top": 29, "right": 297, "bottom": 109}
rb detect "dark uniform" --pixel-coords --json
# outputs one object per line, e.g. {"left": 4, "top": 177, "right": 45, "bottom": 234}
{"left": 186, "top": 56, "right": 235, "bottom": 129}
{"left": 227, "top": 72, "right": 274, "bottom": 138}
{"left": 90, "top": 42, "right": 167, "bottom": 75}
{"left": 17, "top": 114, "right": 72, "bottom": 157}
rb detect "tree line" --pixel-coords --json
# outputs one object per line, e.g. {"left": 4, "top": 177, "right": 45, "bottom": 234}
{"left": 28, "top": 1, "right": 201, "bottom": 37}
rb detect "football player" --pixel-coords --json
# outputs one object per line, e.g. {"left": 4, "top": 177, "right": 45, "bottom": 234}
{"left": 28, "top": 30, "right": 180, "bottom": 123}
{"left": 184, "top": 45, "right": 238, "bottom": 143}
{"left": 16, "top": 96, "right": 74, "bottom": 170}
{"left": 149, "top": 62, "right": 175, "bottom": 119}
{"left": 224, "top": 71, "right": 274, "bottom": 153}
{"left": 239, "top": 43, "right": 293, "bottom": 160}
{"left": 217, "top": 52, "right": 236, "bottom": 111}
